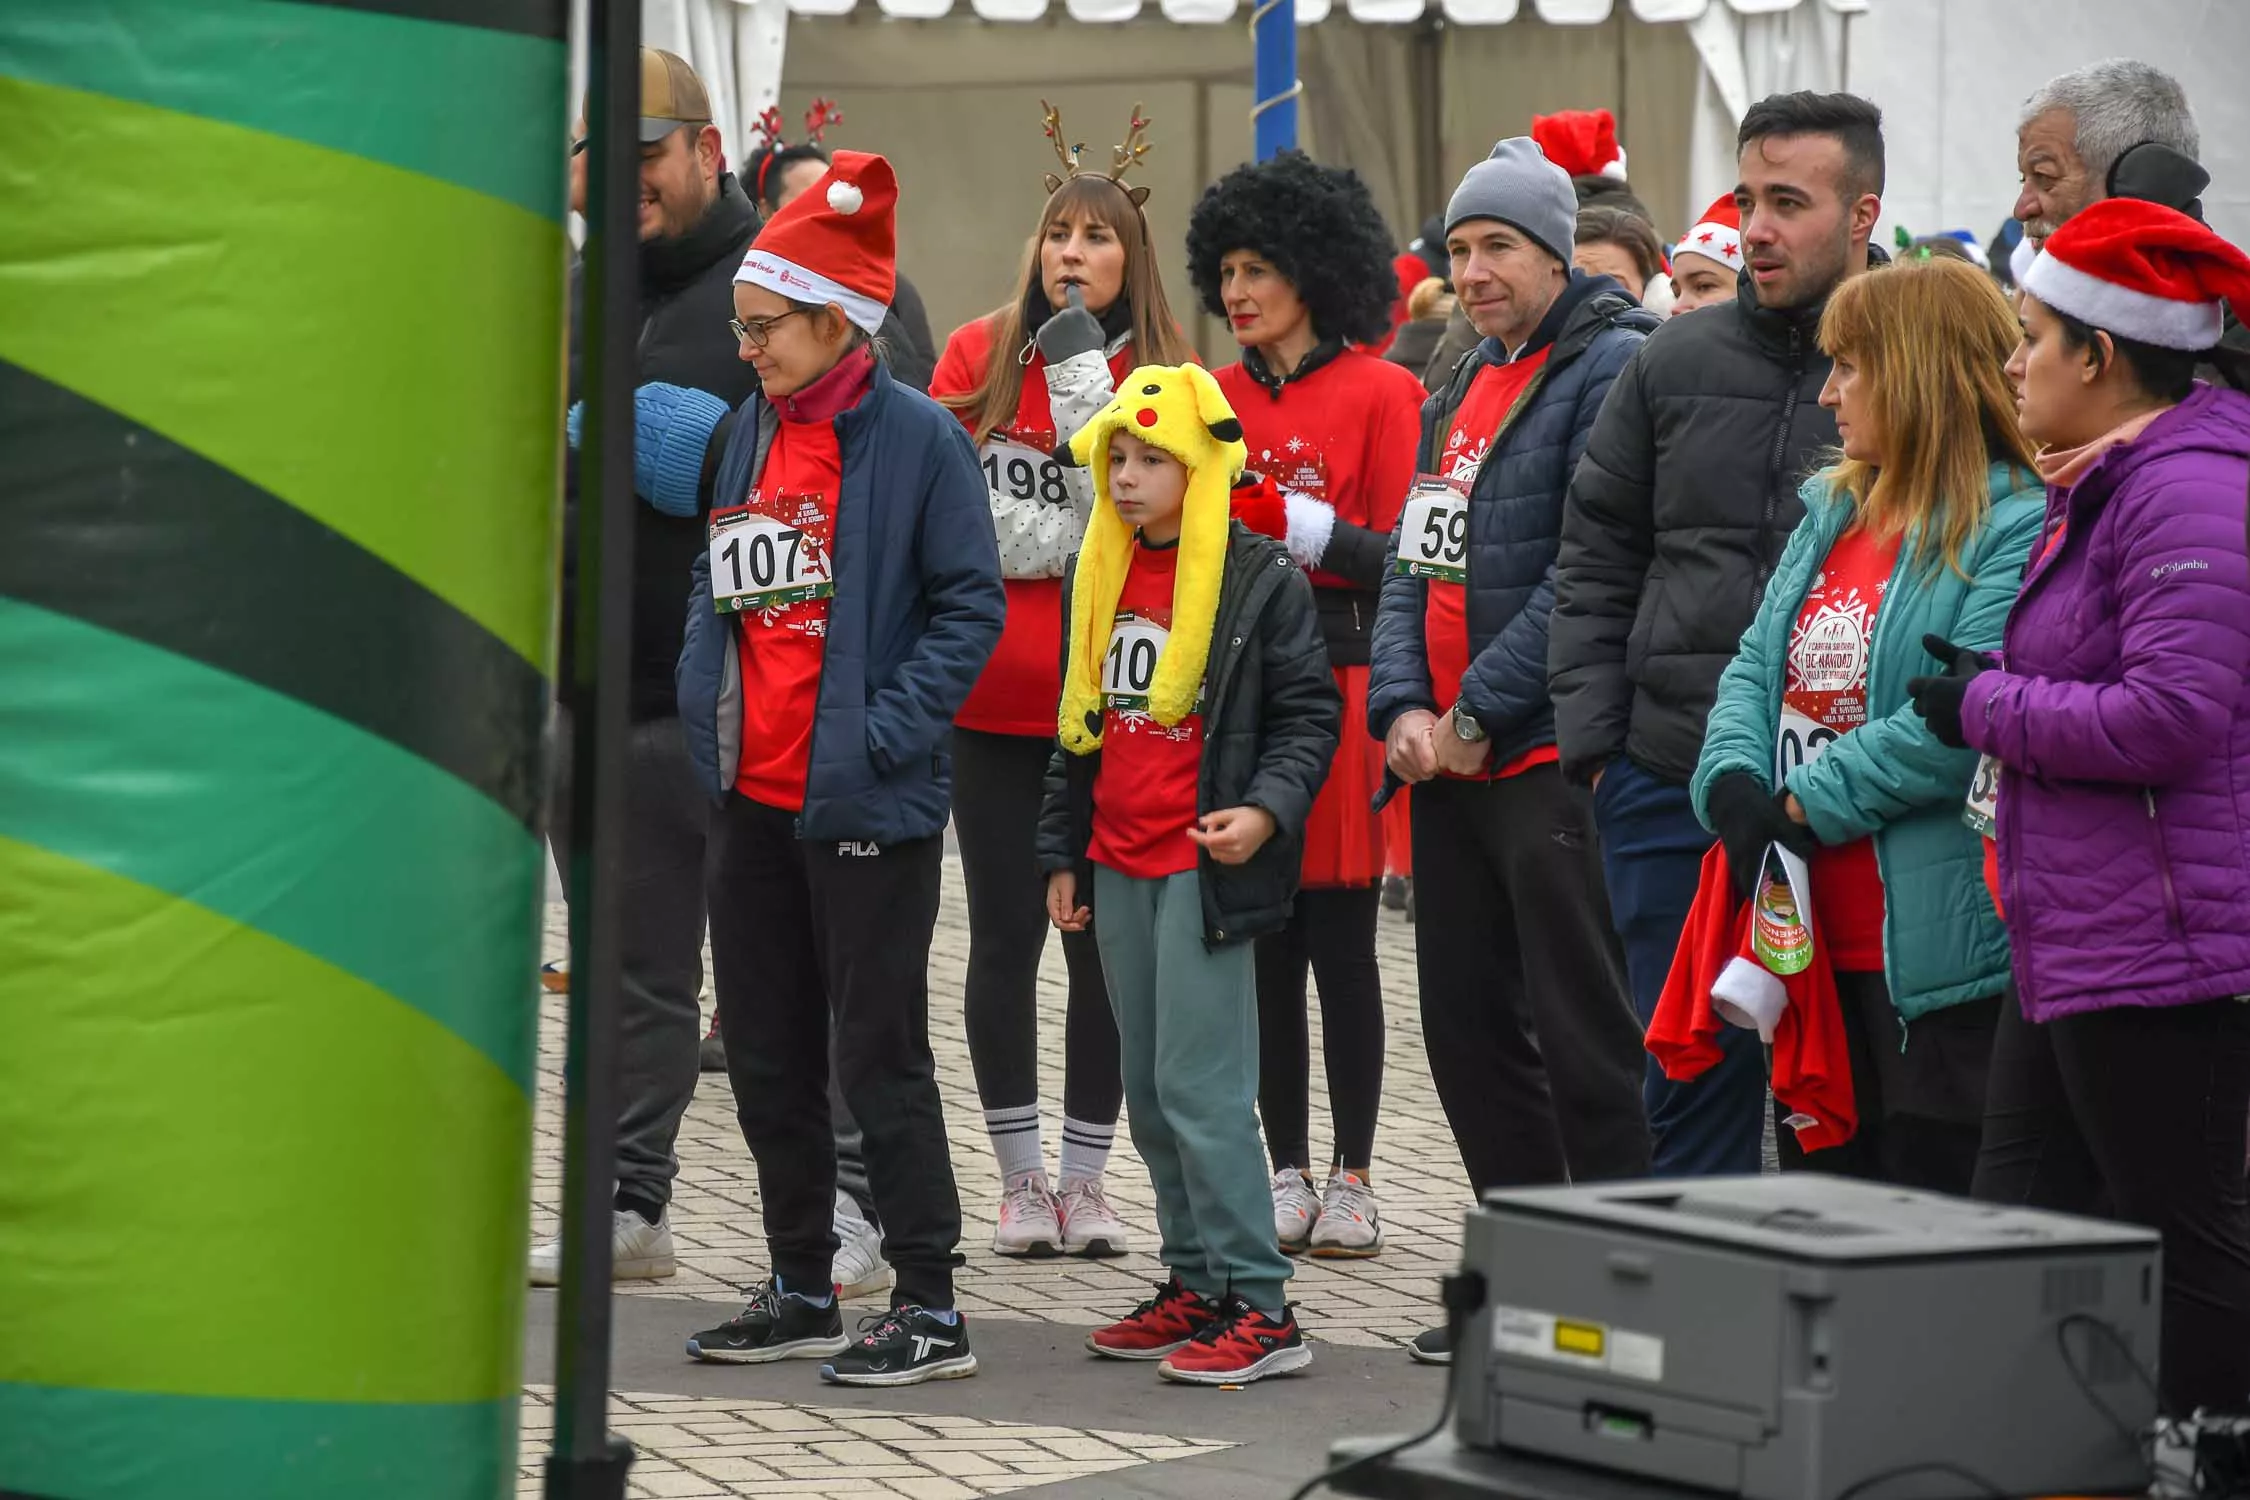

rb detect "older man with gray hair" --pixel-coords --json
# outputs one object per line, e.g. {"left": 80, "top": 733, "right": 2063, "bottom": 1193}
{"left": 2014, "top": 58, "right": 2199, "bottom": 252}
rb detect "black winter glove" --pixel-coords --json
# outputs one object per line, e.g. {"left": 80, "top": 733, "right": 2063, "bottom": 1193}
{"left": 1706, "top": 772, "right": 1816, "bottom": 905}
{"left": 1906, "top": 633, "right": 1995, "bottom": 750}
{"left": 1034, "top": 284, "right": 1106, "bottom": 364}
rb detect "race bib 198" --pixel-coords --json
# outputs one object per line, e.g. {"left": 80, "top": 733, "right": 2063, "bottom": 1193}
{"left": 981, "top": 438, "right": 1071, "bottom": 509}
{"left": 1102, "top": 614, "right": 1168, "bottom": 714}
{"left": 709, "top": 507, "right": 832, "bottom": 614}
{"left": 1396, "top": 476, "right": 1469, "bottom": 584}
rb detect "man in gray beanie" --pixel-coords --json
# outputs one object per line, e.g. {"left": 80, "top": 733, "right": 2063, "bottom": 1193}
{"left": 1369, "top": 136, "right": 1659, "bottom": 1366}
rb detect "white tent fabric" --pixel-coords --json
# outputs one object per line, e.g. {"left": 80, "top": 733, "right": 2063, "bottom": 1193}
{"left": 643, "top": 0, "right": 1864, "bottom": 173}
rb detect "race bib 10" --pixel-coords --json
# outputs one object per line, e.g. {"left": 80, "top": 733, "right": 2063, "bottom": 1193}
{"left": 1396, "top": 476, "right": 1469, "bottom": 584}
{"left": 709, "top": 507, "right": 832, "bottom": 614}
{"left": 981, "top": 437, "right": 1072, "bottom": 509}
{"left": 1102, "top": 614, "right": 1168, "bottom": 714}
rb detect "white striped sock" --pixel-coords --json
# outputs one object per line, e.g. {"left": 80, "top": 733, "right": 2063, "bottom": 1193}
{"left": 983, "top": 1105, "right": 1045, "bottom": 1183}
{"left": 1058, "top": 1115, "right": 1116, "bottom": 1185}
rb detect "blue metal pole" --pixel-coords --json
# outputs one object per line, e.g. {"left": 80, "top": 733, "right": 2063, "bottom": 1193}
{"left": 1251, "top": 0, "right": 1299, "bottom": 160}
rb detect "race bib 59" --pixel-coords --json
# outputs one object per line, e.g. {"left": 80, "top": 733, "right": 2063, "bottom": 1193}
{"left": 1396, "top": 477, "right": 1469, "bottom": 584}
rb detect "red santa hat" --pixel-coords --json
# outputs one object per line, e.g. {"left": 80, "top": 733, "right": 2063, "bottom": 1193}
{"left": 733, "top": 149, "right": 897, "bottom": 335}
{"left": 1674, "top": 194, "right": 1742, "bottom": 272}
{"left": 1530, "top": 108, "right": 1627, "bottom": 181}
{"left": 2020, "top": 197, "right": 2250, "bottom": 351}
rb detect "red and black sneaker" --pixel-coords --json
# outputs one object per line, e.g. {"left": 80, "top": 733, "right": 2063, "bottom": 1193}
{"left": 1087, "top": 1277, "right": 1223, "bottom": 1360}
{"left": 1157, "top": 1295, "right": 1313, "bottom": 1385}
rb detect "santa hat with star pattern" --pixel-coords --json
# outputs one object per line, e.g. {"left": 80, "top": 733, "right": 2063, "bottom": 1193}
{"left": 2021, "top": 197, "right": 2250, "bottom": 351}
{"left": 1675, "top": 194, "right": 1742, "bottom": 274}
{"left": 734, "top": 149, "right": 897, "bottom": 334}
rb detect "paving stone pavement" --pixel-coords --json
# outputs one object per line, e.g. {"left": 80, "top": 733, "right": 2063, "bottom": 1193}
{"left": 525, "top": 857, "right": 1470, "bottom": 1494}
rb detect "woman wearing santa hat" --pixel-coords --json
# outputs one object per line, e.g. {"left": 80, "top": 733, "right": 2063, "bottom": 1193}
{"left": 1691, "top": 254, "right": 2043, "bottom": 1193}
{"left": 1185, "top": 152, "right": 1427, "bottom": 1259}
{"left": 1668, "top": 195, "right": 1743, "bottom": 316}
{"left": 647, "top": 150, "right": 1007, "bottom": 1386}
{"left": 927, "top": 104, "right": 1198, "bottom": 1262}
{"left": 1908, "top": 197, "right": 2250, "bottom": 1416}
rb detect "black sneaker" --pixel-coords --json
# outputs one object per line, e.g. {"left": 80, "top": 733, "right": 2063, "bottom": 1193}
{"left": 686, "top": 1280, "right": 848, "bottom": 1364}
{"left": 1406, "top": 1324, "right": 1450, "bottom": 1365}
{"left": 819, "top": 1305, "right": 978, "bottom": 1387}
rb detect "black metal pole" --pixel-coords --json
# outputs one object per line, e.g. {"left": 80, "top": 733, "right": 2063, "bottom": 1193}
{"left": 545, "top": 0, "right": 639, "bottom": 1494}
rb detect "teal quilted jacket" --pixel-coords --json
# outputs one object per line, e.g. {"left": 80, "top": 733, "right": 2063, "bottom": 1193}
{"left": 1690, "top": 461, "right": 2042, "bottom": 1022}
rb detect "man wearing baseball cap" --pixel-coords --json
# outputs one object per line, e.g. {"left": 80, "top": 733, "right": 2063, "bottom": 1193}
{"left": 535, "top": 47, "right": 766, "bottom": 1291}
{"left": 1368, "top": 137, "right": 1658, "bottom": 1364}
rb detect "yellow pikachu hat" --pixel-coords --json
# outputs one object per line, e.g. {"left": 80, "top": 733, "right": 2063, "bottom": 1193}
{"left": 1059, "top": 363, "right": 1249, "bottom": 754}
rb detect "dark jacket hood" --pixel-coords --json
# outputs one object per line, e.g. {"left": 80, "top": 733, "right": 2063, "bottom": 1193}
{"left": 1475, "top": 270, "right": 1660, "bottom": 370}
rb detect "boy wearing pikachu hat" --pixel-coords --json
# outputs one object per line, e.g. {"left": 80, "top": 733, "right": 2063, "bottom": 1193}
{"left": 1036, "top": 364, "right": 1340, "bottom": 1384}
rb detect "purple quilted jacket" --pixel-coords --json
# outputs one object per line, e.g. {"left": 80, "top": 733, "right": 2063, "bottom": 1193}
{"left": 1964, "top": 384, "right": 2250, "bottom": 1021}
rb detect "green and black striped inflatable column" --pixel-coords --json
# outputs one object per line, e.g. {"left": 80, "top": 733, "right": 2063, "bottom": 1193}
{"left": 0, "top": 3, "right": 568, "bottom": 1496}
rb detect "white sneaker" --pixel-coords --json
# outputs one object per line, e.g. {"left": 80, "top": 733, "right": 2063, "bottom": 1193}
{"left": 832, "top": 1189, "right": 893, "bottom": 1300}
{"left": 1308, "top": 1170, "right": 1383, "bottom": 1258}
{"left": 528, "top": 1208, "right": 677, "bottom": 1286}
{"left": 1057, "top": 1176, "right": 1133, "bottom": 1257}
{"left": 991, "top": 1170, "right": 1062, "bottom": 1257}
{"left": 1272, "top": 1169, "right": 1321, "bottom": 1255}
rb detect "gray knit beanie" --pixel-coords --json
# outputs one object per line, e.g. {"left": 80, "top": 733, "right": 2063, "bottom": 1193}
{"left": 1444, "top": 137, "right": 1576, "bottom": 265}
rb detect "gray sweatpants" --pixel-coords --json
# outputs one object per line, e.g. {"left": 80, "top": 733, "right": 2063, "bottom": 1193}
{"left": 1094, "top": 865, "right": 1294, "bottom": 1312}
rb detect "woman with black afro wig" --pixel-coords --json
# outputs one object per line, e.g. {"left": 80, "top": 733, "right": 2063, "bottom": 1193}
{"left": 1187, "top": 152, "right": 1429, "bottom": 1261}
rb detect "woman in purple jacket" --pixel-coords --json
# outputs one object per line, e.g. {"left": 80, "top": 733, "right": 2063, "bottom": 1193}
{"left": 1909, "top": 199, "right": 2250, "bottom": 1415}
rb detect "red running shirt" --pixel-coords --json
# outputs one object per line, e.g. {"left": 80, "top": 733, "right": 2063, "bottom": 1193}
{"left": 1424, "top": 349, "right": 1557, "bottom": 781}
{"left": 727, "top": 414, "right": 841, "bottom": 811}
{"left": 1088, "top": 542, "right": 1205, "bottom": 879}
{"left": 1781, "top": 523, "right": 1901, "bottom": 972}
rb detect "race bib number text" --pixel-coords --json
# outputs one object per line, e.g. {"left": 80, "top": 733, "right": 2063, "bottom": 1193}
{"left": 981, "top": 438, "right": 1071, "bottom": 508}
{"left": 709, "top": 509, "right": 832, "bottom": 614}
{"left": 1396, "top": 477, "right": 1469, "bottom": 584}
{"left": 1775, "top": 706, "right": 1840, "bottom": 783}
{"left": 1102, "top": 615, "right": 1168, "bottom": 713}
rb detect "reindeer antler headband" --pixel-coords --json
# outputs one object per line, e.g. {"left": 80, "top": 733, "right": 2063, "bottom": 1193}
{"left": 749, "top": 99, "right": 846, "bottom": 201}
{"left": 1039, "top": 100, "right": 1154, "bottom": 209}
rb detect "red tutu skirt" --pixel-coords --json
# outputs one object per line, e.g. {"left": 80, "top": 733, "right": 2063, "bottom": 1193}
{"left": 1300, "top": 664, "right": 1386, "bottom": 888}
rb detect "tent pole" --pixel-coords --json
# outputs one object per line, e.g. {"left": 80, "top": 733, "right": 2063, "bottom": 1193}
{"left": 545, "top": 0, "right": 640, "bottom": 1494}
{"left": 1251, "top": 0, "right": 1300, "bottom": 159}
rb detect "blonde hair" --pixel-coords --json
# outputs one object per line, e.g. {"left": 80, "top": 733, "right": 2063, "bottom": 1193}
{"left": 1407, "top": 275, "right": 1453, "bottom": 323}
{"left": 940, "top": 175, "right": 1195, "bottom": 446}
{"left": 1817, "top": 257, "right": 2039, "bottom": 577}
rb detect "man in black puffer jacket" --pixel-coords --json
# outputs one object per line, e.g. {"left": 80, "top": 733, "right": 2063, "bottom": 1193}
{"left": 538, "top": 50, "right": 767, "bottom": 1289}
{"left": 1549, "top": 90, "right": 1886, "bottom": 1179}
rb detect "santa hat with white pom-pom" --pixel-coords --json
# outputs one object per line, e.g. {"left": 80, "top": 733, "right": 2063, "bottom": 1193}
{"left": 2020, "top": 197, "right": 2250, "bottom": 351}
{"left": 734, "top": 149, "right": 897, "bottom": 334}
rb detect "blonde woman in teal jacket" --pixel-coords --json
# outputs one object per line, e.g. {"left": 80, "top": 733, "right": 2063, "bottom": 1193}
{"left": 1689, "top": 257, "right": 2041, "bottom": 1192}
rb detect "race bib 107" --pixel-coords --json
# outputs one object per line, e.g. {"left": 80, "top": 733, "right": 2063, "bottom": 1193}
{"left": 1396, "top": 475, "right": 1469, "bottom": 584}
{"left": 708, "top": 507, "right": 832, "bottom": 614}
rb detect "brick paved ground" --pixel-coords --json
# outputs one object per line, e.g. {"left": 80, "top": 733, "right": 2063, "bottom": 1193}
{"left": 521, "top": 857, "right": 1468, "bottom": 1497}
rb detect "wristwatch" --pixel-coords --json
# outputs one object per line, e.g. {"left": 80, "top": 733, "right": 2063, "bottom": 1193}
{"left": 1449, "top": 701, "right": 1487, "bottom": 743}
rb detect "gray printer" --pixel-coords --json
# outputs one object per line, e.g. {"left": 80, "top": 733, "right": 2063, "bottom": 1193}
{"left": 1456, "top": 1175, "right": 2161, "bottom": 1499}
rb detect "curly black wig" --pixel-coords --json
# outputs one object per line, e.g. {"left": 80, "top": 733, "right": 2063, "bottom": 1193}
{"left": 1186, "top": 152, "right": 1400, "bottom": 347}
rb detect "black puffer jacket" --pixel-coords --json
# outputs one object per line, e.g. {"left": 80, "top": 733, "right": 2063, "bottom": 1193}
{"left": 1037, "top": 524, "right": 1341, "bottom": 949}
{"left": 562, "top": 174, "right": 764, "bottom": 720}
{"left": 1549, "top": 266, "right": 1870, "bottom": 786}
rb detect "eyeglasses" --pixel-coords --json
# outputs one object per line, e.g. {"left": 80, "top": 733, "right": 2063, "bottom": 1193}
{"left": 569, "top": 137, "right": 587, "bottom": 156}
{"left": 729, "top": 308, "right": 806, "bottom": 348}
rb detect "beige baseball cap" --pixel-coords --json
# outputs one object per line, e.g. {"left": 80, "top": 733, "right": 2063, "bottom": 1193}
{"left": 638, "top": 48, "right": 712, "bottom": 143}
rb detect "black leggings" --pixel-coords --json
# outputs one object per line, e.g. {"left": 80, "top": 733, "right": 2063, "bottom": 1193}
{"left": 951, "top": 727, "right": 1121, "bottom": 1124}
{"left": 1972, "top": 991, "right": 2250, "bottom": 1417}
{"left": 1254, "top": 886, "right": 1386, "bottom": 1173}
